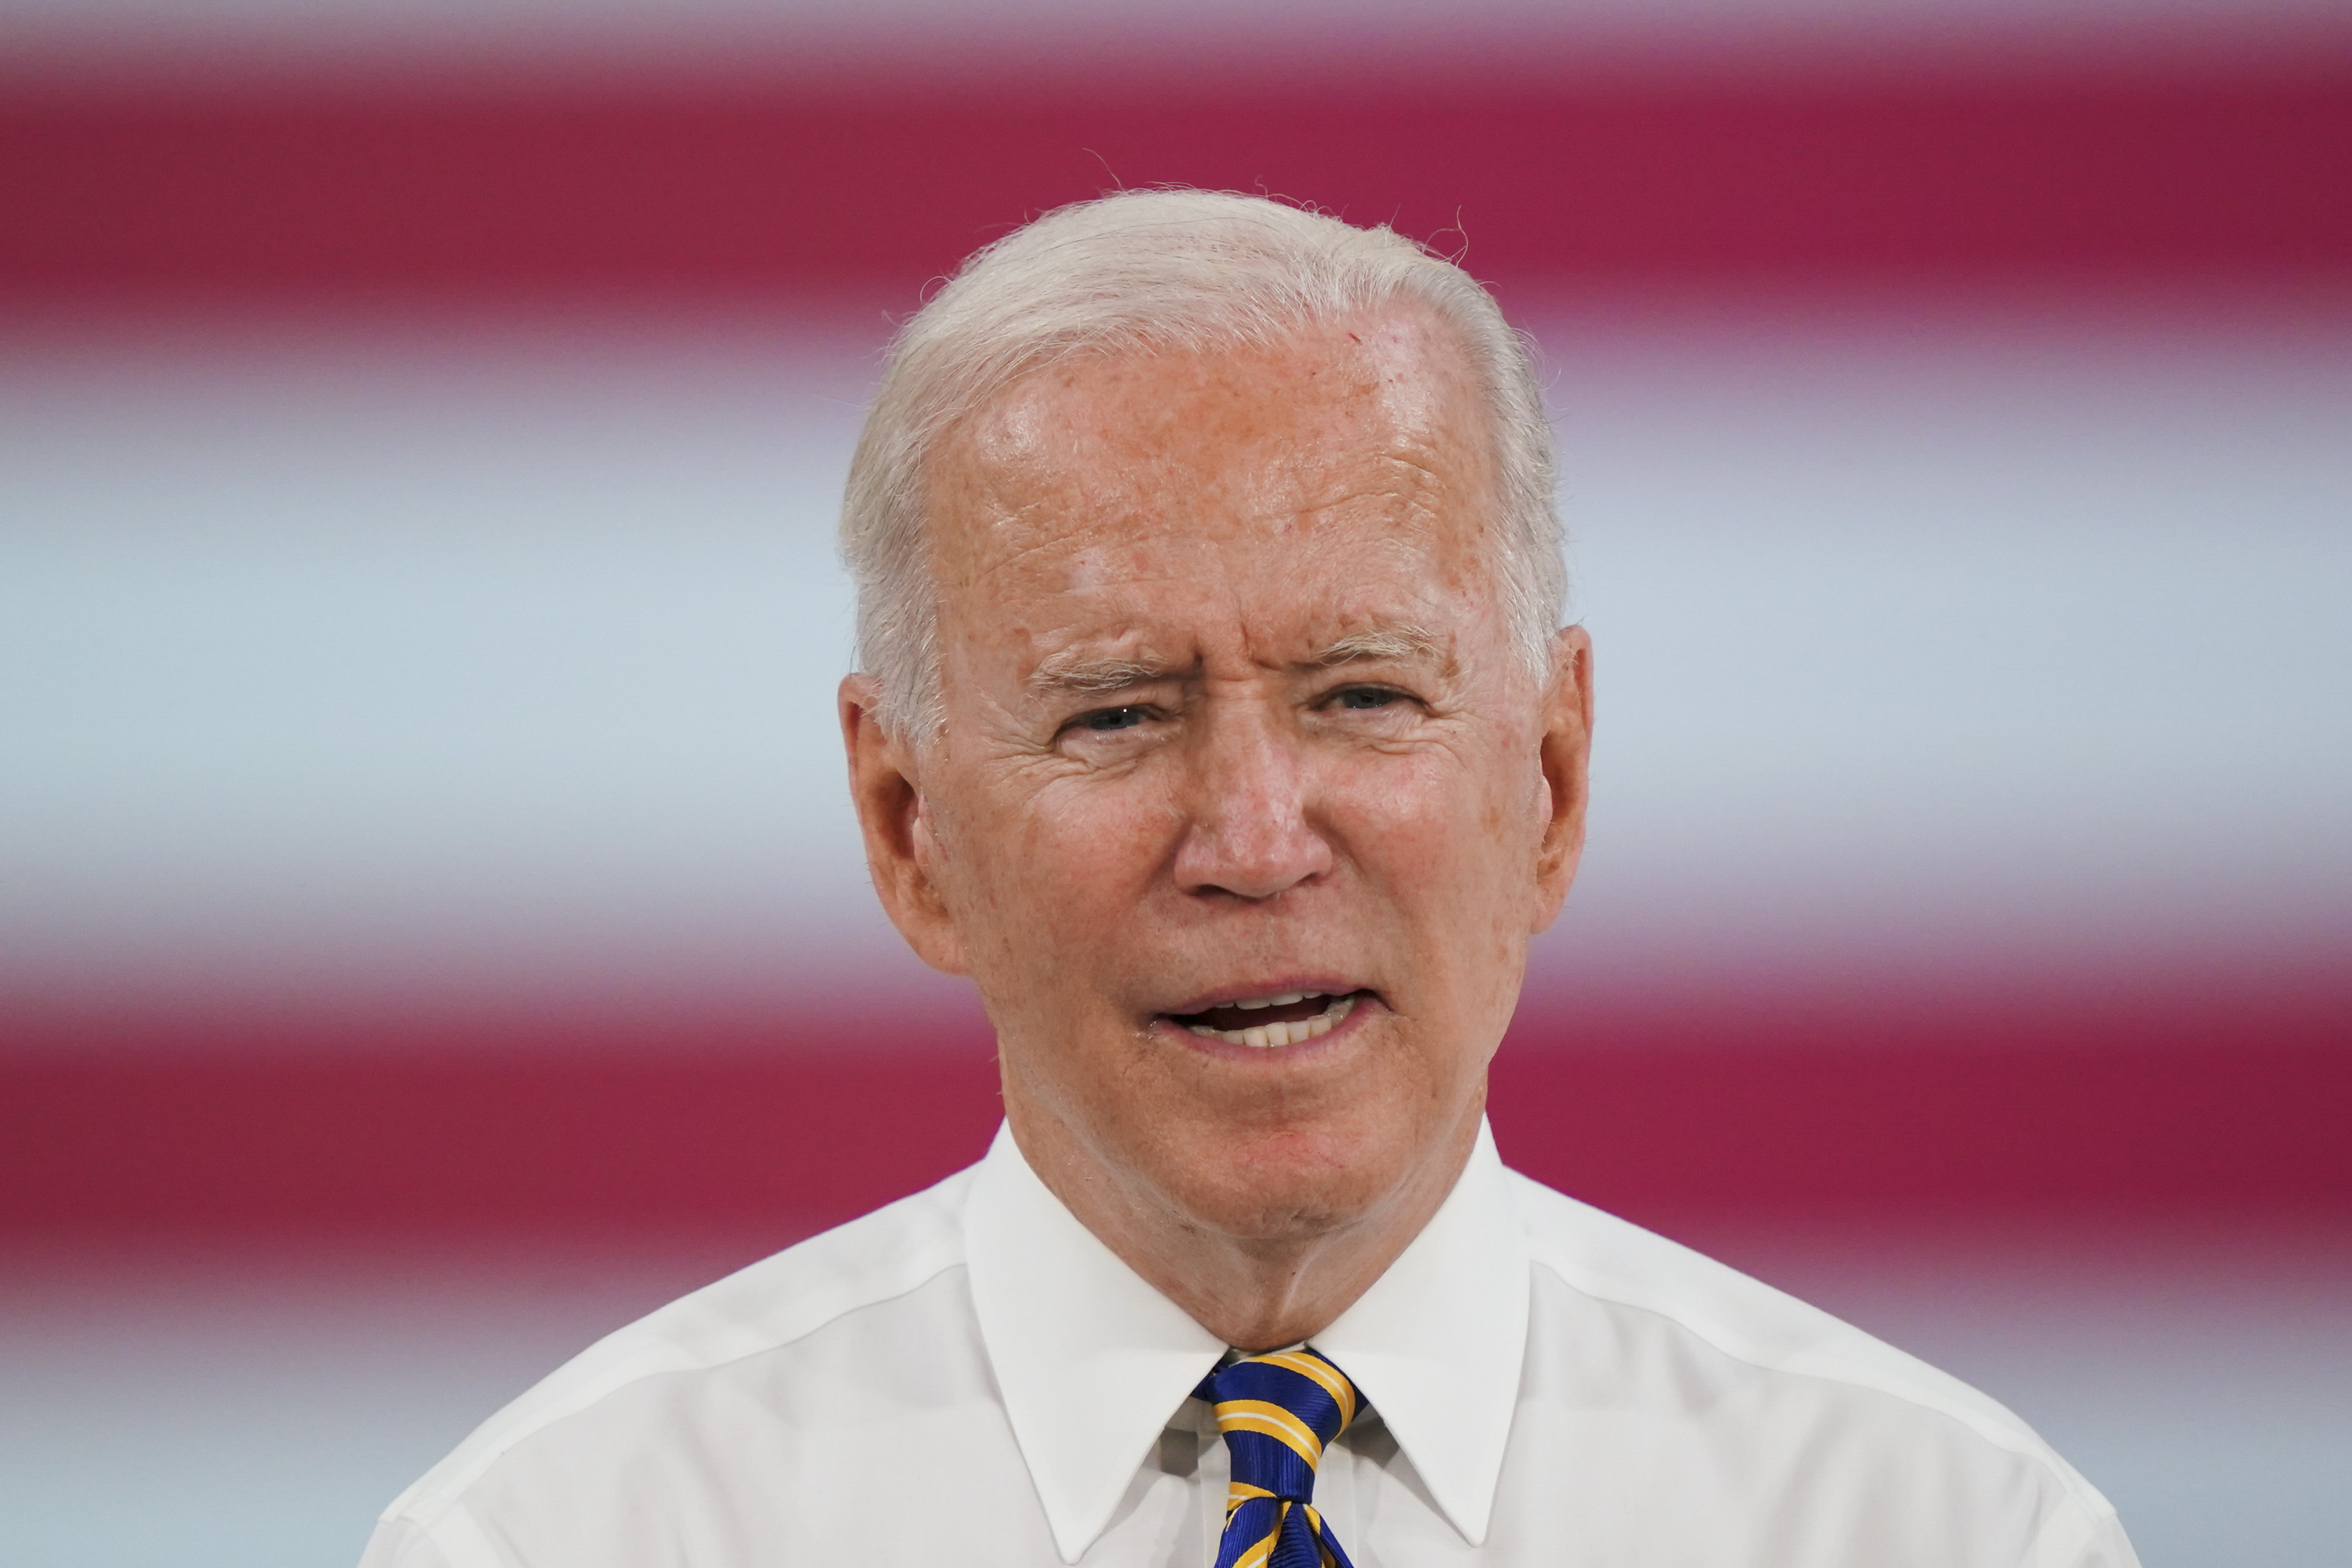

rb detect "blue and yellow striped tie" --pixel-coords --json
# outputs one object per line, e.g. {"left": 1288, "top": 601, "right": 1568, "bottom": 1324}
{"left": 1195, "top": 1348, "right": 1361, "bottom": 1568}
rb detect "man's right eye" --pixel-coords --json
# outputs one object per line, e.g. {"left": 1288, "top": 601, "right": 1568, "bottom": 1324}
{"left": 1076, "top": 706, "right": 1150, "bottom": 732}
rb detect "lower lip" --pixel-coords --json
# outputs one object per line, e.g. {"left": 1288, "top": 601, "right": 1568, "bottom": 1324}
{"left": 1150, "top": 993, "right": 1378, "bottom": 1062}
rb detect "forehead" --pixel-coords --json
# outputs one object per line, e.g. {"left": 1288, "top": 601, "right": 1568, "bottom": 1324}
{"left": 923, "top": 309, "right": 1501, "bottom": 651}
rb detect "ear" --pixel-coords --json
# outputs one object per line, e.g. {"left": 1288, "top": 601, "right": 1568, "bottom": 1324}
{"left": 838, "top": 675, "right": 970, "bottom": 976}
{"left": 1529, "top": 625, "right": 1593, "bottom": 933}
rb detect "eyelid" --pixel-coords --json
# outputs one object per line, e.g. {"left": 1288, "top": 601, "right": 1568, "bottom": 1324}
{"left": 1316, "top": 678, "right": 1415, "bottom": 705}
{"left": 1055, "top": 700, "right": 1162, "bottom": 737}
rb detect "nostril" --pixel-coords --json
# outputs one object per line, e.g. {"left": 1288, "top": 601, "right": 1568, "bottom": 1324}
{"left": 1171, "top": 820, "right": 1335, "bottom": 902}
{"left": 1195, "top": 879, "right": 1288, "bottom": 902}
{"left": 1183, "top": 869, "right": 1322, "bottom": 904}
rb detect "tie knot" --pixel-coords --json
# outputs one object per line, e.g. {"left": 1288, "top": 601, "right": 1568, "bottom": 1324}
{"left": 1195, "top": 1348, "right": 1361, "bottom": 1502}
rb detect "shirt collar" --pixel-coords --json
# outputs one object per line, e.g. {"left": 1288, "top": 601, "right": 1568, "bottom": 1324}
{"left": 1312, "top": 1118, "right": 1529, "bottom": 1546}
{"left": 963, "top": 1119, "right": 1528, "bottom": 1561}
{"left": 964, "top": 1123, "right": 1226, "bottom": 1563}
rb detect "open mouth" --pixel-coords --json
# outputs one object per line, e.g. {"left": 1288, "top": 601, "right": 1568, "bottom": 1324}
{"left": 1166, "top": 990, "right": 1367, "bottom": 1049}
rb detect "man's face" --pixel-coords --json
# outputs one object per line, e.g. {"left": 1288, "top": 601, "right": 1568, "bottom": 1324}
{"left": 856, "top": 307, "right": 1590, "bottom": 1245}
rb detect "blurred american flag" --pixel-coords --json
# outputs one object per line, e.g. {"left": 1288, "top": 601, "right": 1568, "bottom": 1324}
{"left": 2, "top": 3, "right": 2347, "bottom": 1563}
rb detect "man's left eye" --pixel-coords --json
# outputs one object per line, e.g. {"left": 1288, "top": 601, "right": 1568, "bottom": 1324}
{"left": 1330, "top": 686, "right": 1403, "bottom": 710}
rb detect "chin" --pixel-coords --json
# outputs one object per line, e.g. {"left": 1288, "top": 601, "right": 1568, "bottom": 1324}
{"left": 1172, "top": 1135, "right": 1408, "bottom": 1242}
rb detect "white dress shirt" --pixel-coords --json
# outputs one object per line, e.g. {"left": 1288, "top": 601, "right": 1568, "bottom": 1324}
{"left": 360, "top": 1121, "right": 2139, "bottom": 1567}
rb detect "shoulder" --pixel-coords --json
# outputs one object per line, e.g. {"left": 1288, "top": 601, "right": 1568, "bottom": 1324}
{"left": 370, "top": 1163, "right": 979, "bottom": 1545}
{"left": 1503, "top": 1168, "right": 2130, "bottom": 1561}
{"left": 1507, "top": 1169, "right": 2043, "bottom": 1449}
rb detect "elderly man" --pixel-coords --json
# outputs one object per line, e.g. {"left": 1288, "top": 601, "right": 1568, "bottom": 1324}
{"left": 362, "top": 191, "right": 2136, "bottom": 1567}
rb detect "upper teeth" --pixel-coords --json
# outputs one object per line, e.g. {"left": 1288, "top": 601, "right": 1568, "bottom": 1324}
{"left": 1232, "top": 991, "right": 1310, "bottom": 1010}
{"left": 1186, "top": 993, "right": 1356, "bottom": 1049}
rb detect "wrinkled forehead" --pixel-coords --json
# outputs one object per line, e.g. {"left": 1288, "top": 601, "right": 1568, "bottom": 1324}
{"left": 922, "top": 307, "right": 1500, "bottom": 595}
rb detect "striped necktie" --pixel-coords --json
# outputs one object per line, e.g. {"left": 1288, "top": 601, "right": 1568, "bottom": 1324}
{"left": 1195, "top": 1348, "right": 1362, "bottom": 1568}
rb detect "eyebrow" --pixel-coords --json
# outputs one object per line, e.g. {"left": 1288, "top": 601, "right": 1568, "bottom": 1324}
{"left": 1027, "top": 624, "right": 1448, "bottom": 699}
{"left": 1025, "top": 653, "right": 1177, "bottom": 697}
{"left": 1306, "top": 624, "right": 1448, "bottom": 669}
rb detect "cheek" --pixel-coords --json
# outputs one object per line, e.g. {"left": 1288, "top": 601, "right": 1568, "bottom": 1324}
{"left": 1330, "top": 761, "right": 1441, "bottom": 866}
{"left": 1326, "top": 746, "right": 1538, "bottom": 914}
{"left": 953, "top": 775, "right": 1175, "bottom": 952}
{"left": 1329, "top": 746, "right": 1492, "bottom": 854}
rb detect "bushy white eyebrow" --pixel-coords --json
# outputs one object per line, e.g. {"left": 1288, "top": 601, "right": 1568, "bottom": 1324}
{"left": 1027, "top": 623, "right": 1447, "bottom": 699}
{"left": 1026, "top": 653, "right": 1174, "bottom": 697}
{"left": 1307, "top": 625, "right": 1447, "bottom": 669}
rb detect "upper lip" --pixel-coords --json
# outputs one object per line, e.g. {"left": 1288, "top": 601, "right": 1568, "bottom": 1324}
{"left": 1156, "top": 980, "right": 1373, "bottom": 1018}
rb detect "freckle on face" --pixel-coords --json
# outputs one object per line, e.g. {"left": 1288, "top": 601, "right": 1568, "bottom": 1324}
{"left": 918, "top": 307, "right": 1549, "bottom": 1241}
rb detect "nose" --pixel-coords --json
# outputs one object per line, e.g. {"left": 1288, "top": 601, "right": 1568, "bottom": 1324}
{"left": 1171, "top": 702, "right": 1334, "bottom": 901}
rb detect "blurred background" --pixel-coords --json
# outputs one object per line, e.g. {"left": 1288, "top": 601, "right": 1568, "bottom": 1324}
{"left": 2, "top": 1, "right": 2347, "bottom": 1563}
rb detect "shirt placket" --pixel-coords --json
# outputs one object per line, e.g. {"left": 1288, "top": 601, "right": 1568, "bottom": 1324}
{"left": 1186, "top": 1396, "right": 1227, "bottom": 1568}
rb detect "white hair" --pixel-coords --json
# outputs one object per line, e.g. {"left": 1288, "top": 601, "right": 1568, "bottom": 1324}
{"left": 840, "top": 188, "right": 1564, "bottom": 740}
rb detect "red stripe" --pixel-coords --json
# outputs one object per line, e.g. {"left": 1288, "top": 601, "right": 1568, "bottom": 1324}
{"left": 5, "top": 66, "right": 2348, "bottom": 301}
{"left": 5, "top": 972, "right": 2344, "bottom": 1238}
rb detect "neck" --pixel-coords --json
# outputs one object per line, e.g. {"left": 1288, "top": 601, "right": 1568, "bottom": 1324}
{"left": 1006, "top": 1095, "right": 1483, "bottom": 1352}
